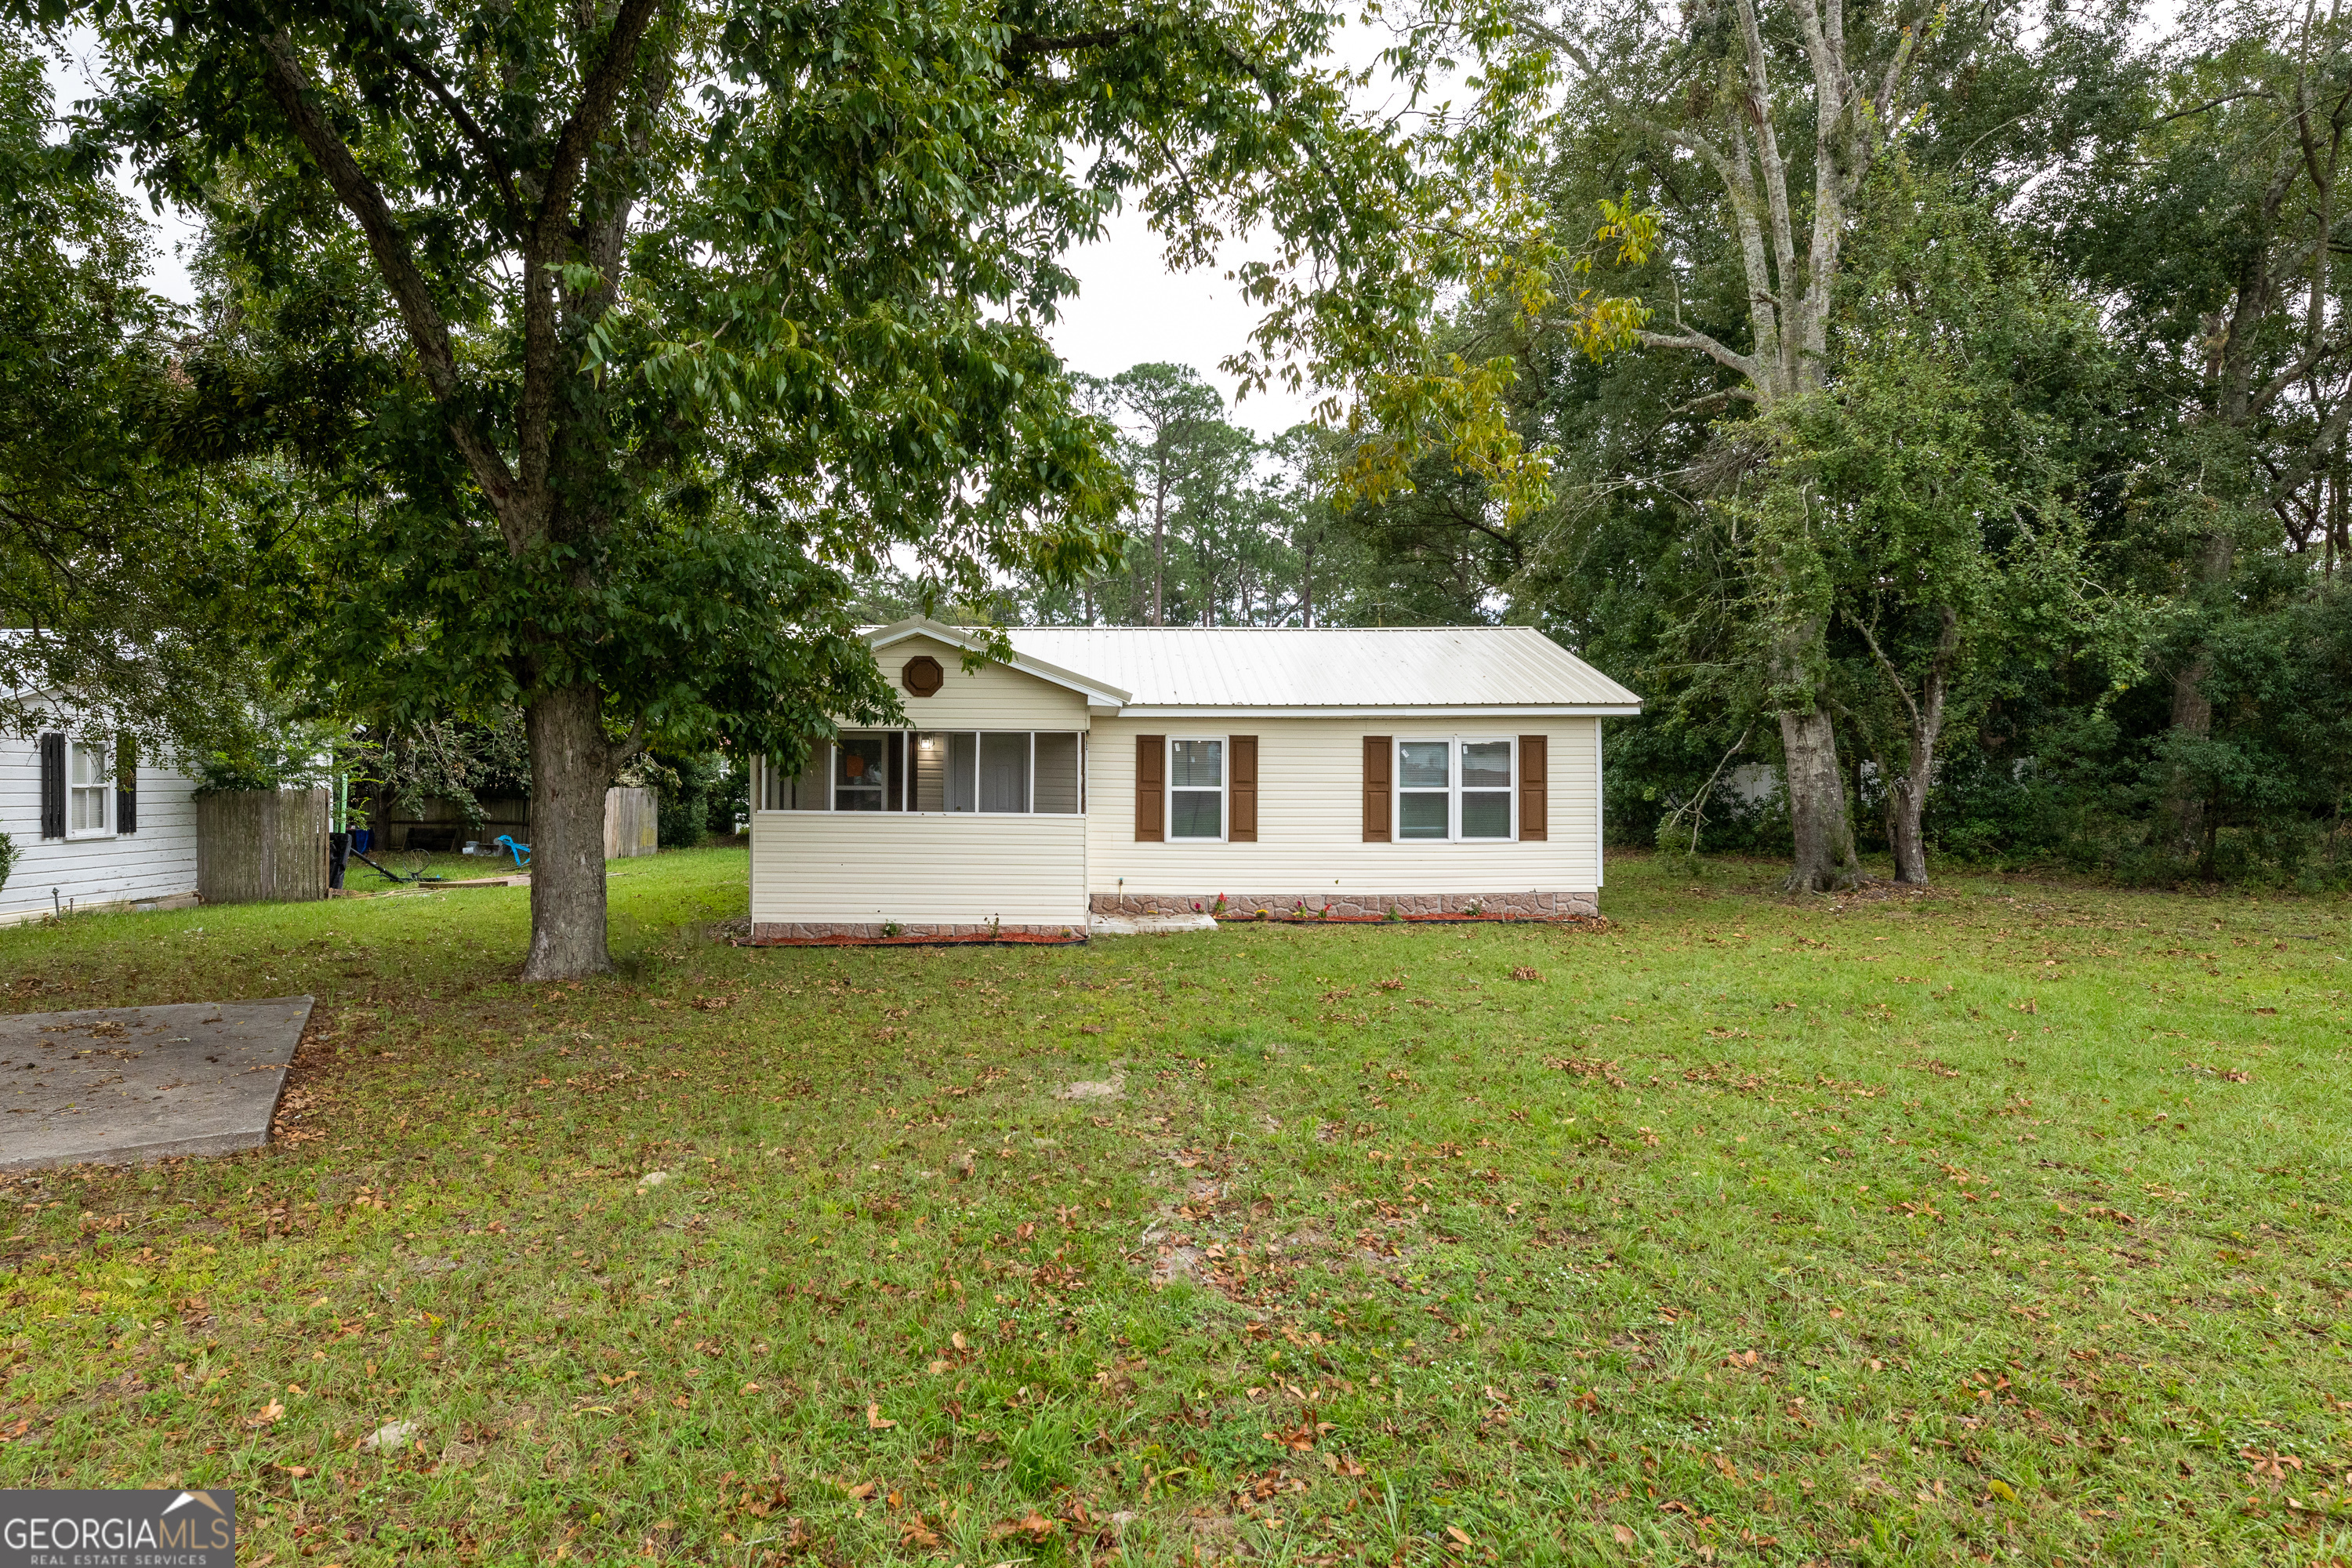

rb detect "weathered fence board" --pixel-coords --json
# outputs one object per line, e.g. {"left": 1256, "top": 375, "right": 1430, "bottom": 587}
{"left": 604, "top": 786, "right": 658, "bottom": 859}
{"left": 197, "top": 788, "right": 330, "bottom": 905}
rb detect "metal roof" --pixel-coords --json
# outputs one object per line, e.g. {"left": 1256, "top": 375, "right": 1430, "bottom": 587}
{"left": 994, "top": 626, "right": 1642, "bottom": 713}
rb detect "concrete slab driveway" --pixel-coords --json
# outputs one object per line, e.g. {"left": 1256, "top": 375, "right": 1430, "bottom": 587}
{"left": 0, "top": 996, "right": 314, "bottom": 1172}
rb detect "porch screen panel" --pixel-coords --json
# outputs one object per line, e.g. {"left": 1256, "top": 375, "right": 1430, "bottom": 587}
{"left": 835, "top": 732, "right": 890, "bottom": 811}
{"left": 766, "top": 742, "right": 831, "bottom": 810}
{"left": 978, "top": 732, "right": 1031, "bottom": 812}
{"left": 946, "top": 731, "right": 979, "bottom": 811}
{"left": 1033, "top": 733, "right": 1081, "bottom": 813}
{"left": 913, "top": 732, "right": 949, "bottom": 810}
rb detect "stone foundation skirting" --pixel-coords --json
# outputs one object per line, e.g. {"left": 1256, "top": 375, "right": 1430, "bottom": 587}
{"left": 748, "top": 920, "right": 1084, "bottom": 944}
{"left": 1088, "top": 891, "right": 1599, "bottom": 920}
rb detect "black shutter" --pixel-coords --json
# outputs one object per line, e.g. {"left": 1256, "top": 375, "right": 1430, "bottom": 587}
{"left": 38, "top": 732, "right": 66, "bottom": 839}
{"left": 115, "top": 736, "right": 139, "bottom": 835}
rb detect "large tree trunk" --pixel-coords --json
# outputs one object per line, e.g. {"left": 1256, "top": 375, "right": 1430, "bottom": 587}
{"left": 1886, "top": 756, "right": 1931, "bottom": 884}
{"left": 2162, "top": 530, "right": 2230, "bottom": 861}
{"left": 1778, "top": 699, "right": 1859, "bottom": 891}
{"left": 1874, "top": 608, "right": 1952, "bottom": 887}
{"left": 524, "top": 681, "right": 617, "bottom": 980}
{"left": 2164, "top": 655, "right": 2215, "bottom": 861}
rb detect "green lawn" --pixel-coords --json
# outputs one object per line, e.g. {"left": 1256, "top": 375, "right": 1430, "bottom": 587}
{"left": 4, "top": 848, "right": 2350, "bottom": 1566}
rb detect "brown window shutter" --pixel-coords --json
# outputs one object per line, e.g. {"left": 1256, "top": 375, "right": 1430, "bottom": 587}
{"left": 1135, "top": 735, "right": 1164, "bottom": 841}
{"left": 1229, "top": 735, "right": 1258, "bottom": 842}
{"left": 1519, "top": 734, "right": 1548, "bottom": 840}
{"left": 1362, "top": 735, "right": 1391, "bottom": 842}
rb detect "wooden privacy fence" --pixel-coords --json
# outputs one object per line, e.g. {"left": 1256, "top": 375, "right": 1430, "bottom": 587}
{"left": 197, "top": 787, "right": 330, "bottom": 905}
{"left": 604, "top": 786, "right": 658, "bottom": 859}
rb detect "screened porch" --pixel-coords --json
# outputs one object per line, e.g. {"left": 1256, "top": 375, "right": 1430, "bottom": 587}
{"left": 760, "top": 731, "right": 1085, "bottom": 815}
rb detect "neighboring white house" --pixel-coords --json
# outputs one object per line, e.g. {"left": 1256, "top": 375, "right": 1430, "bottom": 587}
{"left": 0, "top": 720, "right": 199, "bottom": 927}
{"left": 746, "top": 619, "right": 1642, "bottom": 939}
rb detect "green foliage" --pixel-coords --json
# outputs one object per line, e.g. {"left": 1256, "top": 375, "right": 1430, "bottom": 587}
{"left": 641, "top": 748, "right": 734, "bottom": 849}
{"left": 0, "top": 826, "right": 14, "bottom": 894}
{"left": 346, "top": 714, "right": 533, "bottom": 833}
{"left": 190, "top": 723, "right": 338, "bottom": 797}
{"left": 0, "top": 27, "right": 270, "bottom": 758}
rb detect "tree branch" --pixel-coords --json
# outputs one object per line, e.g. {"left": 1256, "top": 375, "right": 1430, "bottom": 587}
{"left": 1636, "top": 326, "right": 1759, "bottom": 383}
{"left": 377, "top": 34, "right": 527, "bottom": 234}
{"left": 1008, "top": 24, "right": 1145, "bottom": 58}
{"left": 256, "top": 32, "right": 521, "bottom": 514}
{"left": 517, "top": 0, "right": 670, "bottom": 514}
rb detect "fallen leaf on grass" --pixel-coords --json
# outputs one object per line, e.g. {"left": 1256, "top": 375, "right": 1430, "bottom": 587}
{"left": 246, "top": 1400, "right": 285, "bottom": 1427}
{"left": 1446, "top": 1523, "right": 1475, "bottom": 1545}
{"left": 845, "top": 1480, "right": 879, "bottom": 1501}
{"left": 866, "top": 1403, "right": 895, "bottom": 1429}
{"left": 1986, "top": 1479, "right": 2019, "bottom": 1503}
{"left": 989, "top": 1511, "right": 1058, "bottom": 1544}
{"left": 1263, "top": 1419, "right": 1327, "bottom": 1452}
{"left": 1509, "top": 967, "right": 1541, "bottom": 982}
{"left": 1613, "top": 1524, "right": 1636, "bottom": 1545}
{"left": 2243, "top": 1448, "right": 2305, "bottom": 1484}
{"left": 898, "top": 1519, "right": 942, "bottom": 1548}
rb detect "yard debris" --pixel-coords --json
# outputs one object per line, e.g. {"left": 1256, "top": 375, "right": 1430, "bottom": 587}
{"left": 990, "top": 1510, "right": 1059, "bottom": 1544}
{"left": 1053, "top": 1072, "right": 1126, "bottom": 1102}
{"left": 358, "top": 1419, "right": 419, "bottom": 1452}
{"left": 636, "top": 1171, "right": 670, "bottom": 1191}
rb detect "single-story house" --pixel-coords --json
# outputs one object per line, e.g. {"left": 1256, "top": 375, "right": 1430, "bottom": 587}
{"left": 0, "top": 720, "right": 198, "bottom": 926}
{"left": 747, "top": 619, "right": 1642, "bottom": 938}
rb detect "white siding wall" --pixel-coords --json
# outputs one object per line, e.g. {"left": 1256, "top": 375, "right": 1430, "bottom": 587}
{"left": 750, "top": 642, "right": 1095, "bottom": 925}
{"left": 0, "top": 735, "right": 200, "bottom": 925}
{"left": 1086, "top": 716, "right": 1602, "bottom": 895}
{"left": 750, "top": 814, "right": 1087, "bottom": 925}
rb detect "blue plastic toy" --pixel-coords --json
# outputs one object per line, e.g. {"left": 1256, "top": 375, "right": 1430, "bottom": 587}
{"left": 494, "top": 834, "right": 532, "bottom": 869}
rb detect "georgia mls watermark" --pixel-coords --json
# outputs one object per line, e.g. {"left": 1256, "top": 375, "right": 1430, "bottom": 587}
{"left": 1, "top": 1490, "right": 234, "bottom": 1568}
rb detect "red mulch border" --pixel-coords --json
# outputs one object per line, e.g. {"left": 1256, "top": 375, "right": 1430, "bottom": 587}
{"left": 1213, "top": 912, "right": 1608, "bottom": 929}
{"left": 740, "top": 930, "right": 1087, "bottom": 948}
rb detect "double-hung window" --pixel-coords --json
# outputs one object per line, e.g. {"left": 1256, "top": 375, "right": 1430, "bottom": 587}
{"left": 1168, "top": 738, "right": 1224, "bottom": 840}
{"left": 1396, "top": 737, "right": 1514, "bottom": 841}
{"left": 67, "top": 736, "right": 114, "bottom": 837}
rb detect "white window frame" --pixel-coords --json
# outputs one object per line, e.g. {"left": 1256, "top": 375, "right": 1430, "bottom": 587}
{"left": 1167, "top": 735, "right": 1228, "bottom": 843}
{"left": 66, "top": 735, "right": 114, "bottom": 840}
{"left": 1393, "top": 735, "right": 1517, "bottom": 844}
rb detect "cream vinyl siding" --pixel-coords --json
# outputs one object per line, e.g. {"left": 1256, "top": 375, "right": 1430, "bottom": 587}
{"left": 879, "top": 635, "right": 1091, "bottom": 731}
{"left": 1087, "top": 716, "right": 1600, "bottom": 893}
{"left": 0, "top": 741, "right": 199, "bottom": 925}
{"left": 750, "top": 812, "right": 1087, "bottom": 925}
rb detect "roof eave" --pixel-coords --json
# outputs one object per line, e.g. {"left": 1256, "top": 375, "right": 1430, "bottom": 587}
{"left": 865, "top": 617, "right": 1134, "bottom": 706}
{"left": 1111, "top": 702, "right": 1644, "bottom": 718}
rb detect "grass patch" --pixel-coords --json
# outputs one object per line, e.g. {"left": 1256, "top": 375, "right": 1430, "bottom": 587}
{"left": 4, "top": 847, "right": 2350, "bottom": 1565}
